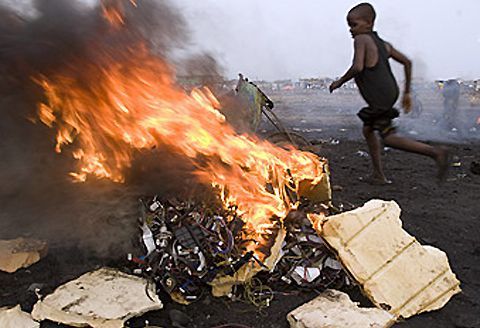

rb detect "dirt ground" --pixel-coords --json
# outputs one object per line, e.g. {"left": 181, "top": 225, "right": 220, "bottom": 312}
{"left": 1, "top": 88, "right": 479, "bottom": 327}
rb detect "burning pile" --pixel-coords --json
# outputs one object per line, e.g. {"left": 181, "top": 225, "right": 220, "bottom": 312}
{"left": 128, "top": 196, "right": 347, "bottom": 305}
{"left": 0, "top": 0, "right": 333, "bottom": 307}
{"left": 15, "top": 0, "right": 333, "bottom": 304}
{"left": 27, "top": 0, "right": 331, "bottom": 272}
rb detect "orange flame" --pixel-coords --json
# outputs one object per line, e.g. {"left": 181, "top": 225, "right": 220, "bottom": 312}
{"left": 101, "top": 1, "right": 125, "bottom": 27}
{"left": 35, "top": 0, "right": 328, "bottom": 256}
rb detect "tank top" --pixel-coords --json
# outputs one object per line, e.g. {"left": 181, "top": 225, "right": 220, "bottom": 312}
{"left": 354, "top": 32, "right": 399, "bottom": 111}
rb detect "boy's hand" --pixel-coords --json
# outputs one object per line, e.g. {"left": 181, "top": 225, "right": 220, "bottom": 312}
{"left": 329, "top": 80, "right": 342, "bottom": 93}
{"left": 402, "top": 92, "right": 412, "bottom": 113}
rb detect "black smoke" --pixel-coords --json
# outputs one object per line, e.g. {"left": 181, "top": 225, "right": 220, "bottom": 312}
{"left": 0, "top": 0, "right": 220, "bottom": 255}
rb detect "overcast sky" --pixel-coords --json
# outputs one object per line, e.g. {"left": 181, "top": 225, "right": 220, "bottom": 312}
{"left": 17, "top": 0, "right": 480, "bottom": 81}
{"left": 171, "top": 0, "right": 480, "bottom": 81}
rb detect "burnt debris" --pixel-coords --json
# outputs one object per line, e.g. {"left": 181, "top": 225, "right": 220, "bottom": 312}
{"left": 128, "top": 196, "right": 349, "bottom": 306}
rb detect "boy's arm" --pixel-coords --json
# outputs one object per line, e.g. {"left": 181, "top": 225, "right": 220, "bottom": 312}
{"left": 329, "top": 36, "right": 367, "bottom": 93}
{"left": 386, "top": 43, "right": 412, "bottom": 112}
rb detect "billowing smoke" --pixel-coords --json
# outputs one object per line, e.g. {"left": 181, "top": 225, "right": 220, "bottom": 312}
{"left": 0, "top": 0, "right": 189, "bottom": 92}
{"left": 0, "top": 0, "right": 222, "bottom": 255}
{"left": 175, "top": 52, "right": 224, "bottom": 91}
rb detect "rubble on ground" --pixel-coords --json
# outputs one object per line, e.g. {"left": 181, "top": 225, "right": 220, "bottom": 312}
{"left": 0, "top": 305, "right": 39, "bottom": 328}
{"left": 127, "top": 196, "right": 345, "bottom": 304}
{"left": 31, "top": 268, "right": 162, "bottom": 328}
{"left": 124, "top": 195, "right": 460, "bottom": 326}
{"left": 308, "top": 199, "right": 461, "bottom": 320}
{"left": 287, "top": 289, "right": 395, "bottom": 328}
{"left": 5, "top": 198, "right": 460, "bottom": 327}
{"left": 6, "top": 184, "right": 461, "bottom": 327}
{"left": 0, "top": 238, "right": 48, "bottom": 273}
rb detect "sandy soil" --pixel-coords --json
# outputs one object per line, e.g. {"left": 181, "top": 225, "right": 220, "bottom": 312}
{"left": 1, "top": 89, "right": 479, "bottom": 327}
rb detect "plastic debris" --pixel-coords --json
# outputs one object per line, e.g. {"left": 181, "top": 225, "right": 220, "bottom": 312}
{"left": 270, "top": 211, "right": 348, "bottom": 289}
{"left": 0, "top": 238, "right": 48, "bottom": 273}
{"left": 297, "top": 175, "right": 332, "bottom": 204}
{"left": 128, "top": 195, "right": 343, "bottom": 304}
{"left": 287, "top": 289, "right": 395, "bottom": 328}
{"left": 356, "top": 150, "right": 369, "bottom": 157}
{"left": 123, "top": 151, "right": 331, "bottom": 304}
{"left": 0, "top": 305, "right": 39, "bottom": 328}
{"left": 130, "top": 198, "right": 263, "bottom": 302}
{"left": 31, "top": 268, "right": 163, "bottom": 328}
{"left": 291, "top": 267, "right": 321, "bottom": 284}
{"left": 309, "top": 200, "right": 461, "bottom": 320}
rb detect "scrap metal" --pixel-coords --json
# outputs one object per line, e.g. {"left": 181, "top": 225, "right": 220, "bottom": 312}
{"left": 129, "top": 196, "right": 347, "bottom": 305}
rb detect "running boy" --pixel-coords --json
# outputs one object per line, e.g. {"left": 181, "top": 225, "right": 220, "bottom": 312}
{"left": 329, "top": 2, "right": 448, "bottom": 184}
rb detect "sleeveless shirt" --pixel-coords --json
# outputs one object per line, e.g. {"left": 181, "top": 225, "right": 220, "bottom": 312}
{"left": 355, "top": 32, "right": 400, "bottom": 124}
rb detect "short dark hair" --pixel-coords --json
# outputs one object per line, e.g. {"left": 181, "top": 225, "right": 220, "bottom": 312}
{"left": 349, "top": 3, "right": 376, "bottom": 23}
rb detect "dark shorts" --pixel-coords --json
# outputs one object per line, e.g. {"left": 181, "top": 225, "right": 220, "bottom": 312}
{"left": 357, "top": 107, "right": 399, "bottom": 137}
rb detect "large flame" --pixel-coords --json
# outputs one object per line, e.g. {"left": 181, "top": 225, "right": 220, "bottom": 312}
{"left": 35, "top": 0, "right": 328, "bottom": 255}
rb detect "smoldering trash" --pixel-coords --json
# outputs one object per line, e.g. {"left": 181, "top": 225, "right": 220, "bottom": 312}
{"left": 127, "top": 196, "right": 348, "bottom": 306}
{"left": 120, "top": 196, "right": 461, "bottom": 328}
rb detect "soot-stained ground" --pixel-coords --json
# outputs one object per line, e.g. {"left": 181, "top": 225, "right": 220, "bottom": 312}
{"left": 0, "top": 89, "right": 479, "bottom": 328}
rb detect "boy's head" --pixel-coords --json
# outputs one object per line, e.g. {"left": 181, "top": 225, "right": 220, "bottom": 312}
{"left": 347, "top": 3, "right": 376, "bottom": 37}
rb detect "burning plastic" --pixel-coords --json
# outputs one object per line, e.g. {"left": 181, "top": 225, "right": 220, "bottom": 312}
{"left": 129, "top": 196, "right": 346, "bottom": 305}
{"left": 130, "top": 197, "right": 254, "bottom": 303}
{"left": 22, "top": 0, "right": 332, "bottom": 263}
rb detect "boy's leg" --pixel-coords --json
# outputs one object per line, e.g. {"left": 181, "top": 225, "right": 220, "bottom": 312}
{"left": 362, "top": 126, "right": 390, "bottom": 184}
{"left": 383, "top": 132, "right": 449, "bottom": 179}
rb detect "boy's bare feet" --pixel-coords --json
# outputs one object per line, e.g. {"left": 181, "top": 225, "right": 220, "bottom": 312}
{"left": 434, "top": 146, "right": 450, "bottom": 181}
